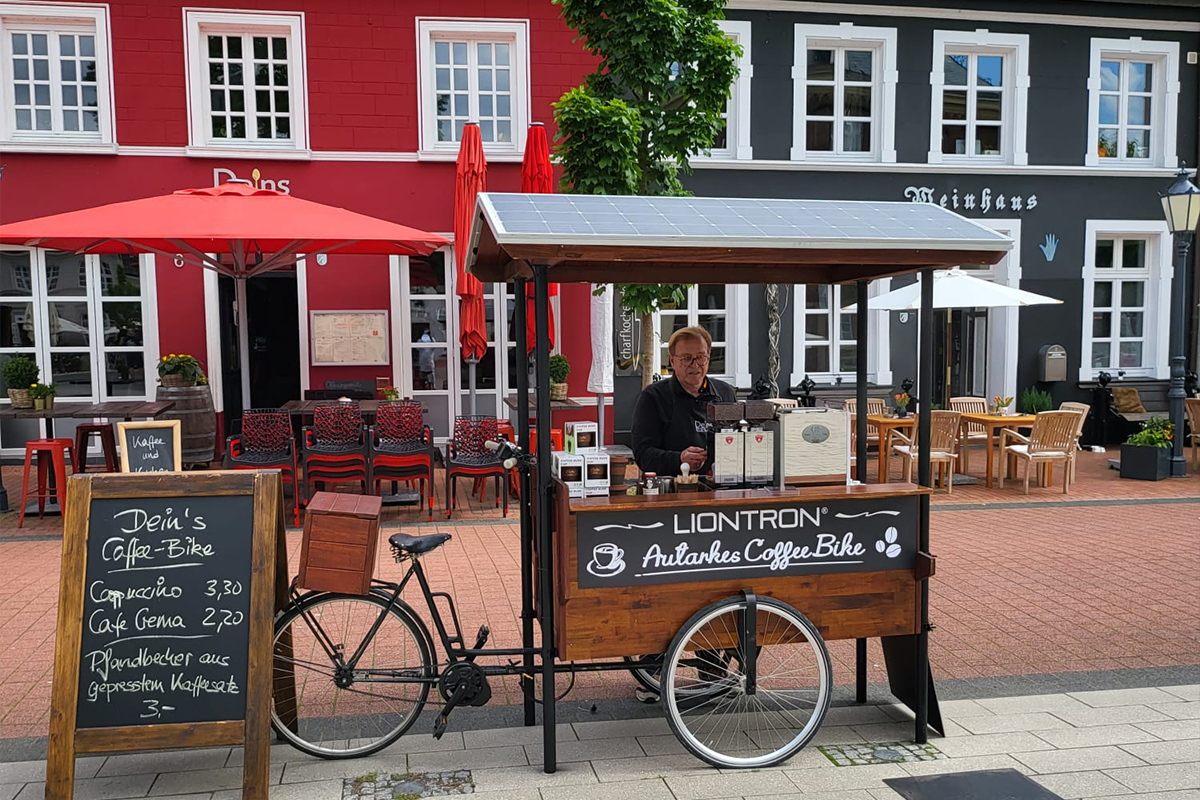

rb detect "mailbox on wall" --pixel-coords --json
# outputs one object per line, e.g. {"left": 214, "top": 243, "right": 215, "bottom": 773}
{"left": 1038, "top": 344, "right": 1068, "bottom": 382}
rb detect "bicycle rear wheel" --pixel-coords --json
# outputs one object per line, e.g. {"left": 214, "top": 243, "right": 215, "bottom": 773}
{"left": 662, "top": 595, "right": 831, "bottom": 769}
{"left": 272, "top": 592, "right": 433, "bottom": 758}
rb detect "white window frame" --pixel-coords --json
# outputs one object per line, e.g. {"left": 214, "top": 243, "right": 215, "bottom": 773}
{"left": 789, "top": 280, "right": 891, "bottom": 387}
{"left": 651, "top": 285, "right": 751, "bottom": 389}
{"left": 704, "top": 19, "right": 752, "bottom": 161}
{"left": 791, "top": 22, "right": 897, "bottom": 164}
{"left": 0, "top": 2, "right": 114, "bottom": 149}
{"left": 183, "top": 9, "right": 309, "bottom": 155}
{"left": 416, "top": 18, "right": 530, "bottom": 158}
{"left": 1084, "top": 38, "right": 1179, "bottom": 169}
{"left": 928, "top": 29, "right": 1029, "bottom": 166}
{"left": 1079, "top": 220, "right": 1171, "bottom": 382}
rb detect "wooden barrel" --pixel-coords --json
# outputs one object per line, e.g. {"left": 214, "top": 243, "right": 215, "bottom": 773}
{"left": 155, "top": 384, "right": 216, "bottom": 466}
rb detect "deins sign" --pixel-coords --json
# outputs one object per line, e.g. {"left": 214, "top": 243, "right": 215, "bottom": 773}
{"left": 576, "top": 496, "right": 918, "bottom": 588}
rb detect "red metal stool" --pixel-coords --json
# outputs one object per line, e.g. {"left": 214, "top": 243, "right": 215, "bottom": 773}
{"left": 527, "top": 427, "right": 564, "bottom": 454}
{"left": 18, "top": 438, "right": 77, "bottom": 527}
{"left": 74, "top": 423, "right": 118, "bottom": 473}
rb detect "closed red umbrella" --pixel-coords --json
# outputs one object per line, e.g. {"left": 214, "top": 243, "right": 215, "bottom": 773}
{"left": 454, "top": 123, "right": 488, "bottom": 412}
{"left": 520, "top": 122, "right": 556, "bottom": 353}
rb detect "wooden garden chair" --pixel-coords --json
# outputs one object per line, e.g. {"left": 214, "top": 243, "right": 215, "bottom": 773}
{"left": 1059, "top": 401, "right": 1090, "bottom": 482}
{"left": 1185, "top": 398, "right": 1200, "bottom": 468}
{"left": 999, "top": 410, "right": 1077, "bottom": 494}
{"left": 845, "top": 397, "right": 888, "bottom": 450}
{"left": 949, "top": 396, "right": 988, "bottom": 473}
{"left": 890, "top": 410, "right": 962, "bottom": 492}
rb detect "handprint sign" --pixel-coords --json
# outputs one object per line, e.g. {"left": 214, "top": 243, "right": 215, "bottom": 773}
{"left": 1039, "top": 233, "right": 1059, "bottom": 262}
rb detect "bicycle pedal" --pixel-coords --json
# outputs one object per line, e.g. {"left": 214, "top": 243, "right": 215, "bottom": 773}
{"left": 433, "top": 714, "right": 448, "bottom": 740}
{"left": 473, "top": 625, "right": 491, "bottom": 649}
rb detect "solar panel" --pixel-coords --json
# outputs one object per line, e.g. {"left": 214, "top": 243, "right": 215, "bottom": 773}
{"left": 477, "top": 193, "right": 1010, "bottom": 251}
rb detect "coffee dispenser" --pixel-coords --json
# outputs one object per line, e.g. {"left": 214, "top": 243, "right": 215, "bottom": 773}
{"left": 706, "top": 402, "right": 745, "bottom": 487}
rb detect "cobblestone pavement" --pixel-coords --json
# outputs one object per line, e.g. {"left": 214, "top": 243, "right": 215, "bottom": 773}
{"left": 0, "top": 688, "right": 1196, "bottom": 799}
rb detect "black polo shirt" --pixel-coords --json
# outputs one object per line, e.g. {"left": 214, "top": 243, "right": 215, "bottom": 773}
{"left": 631, "top": 375, "right": 736, "bottom": 476}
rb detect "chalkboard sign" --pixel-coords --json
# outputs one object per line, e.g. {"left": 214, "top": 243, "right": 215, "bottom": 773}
{"left": 47, "top": 472, "right": 285, "bottom": 800}
{"left": 576, "top": 495, "right": 918, "bottom": 589}
{"left": 117, "top": 421, "right": 182, "bottom": 473}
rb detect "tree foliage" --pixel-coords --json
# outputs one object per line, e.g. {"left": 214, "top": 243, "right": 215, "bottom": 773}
{"left": 553, "top": 0, "right": 740, "bottom": 384}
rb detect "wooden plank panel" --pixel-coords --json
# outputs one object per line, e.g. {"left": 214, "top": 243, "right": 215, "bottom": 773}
{"left": 75, "top": 721, "right": 245, "bottom": 752}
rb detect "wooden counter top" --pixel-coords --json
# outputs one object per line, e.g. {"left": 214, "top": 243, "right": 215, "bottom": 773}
{"left": 568, "top": 482, "right": 930, "bottom": 512}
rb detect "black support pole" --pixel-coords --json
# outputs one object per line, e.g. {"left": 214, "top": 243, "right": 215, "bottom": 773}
{"left": 533, "top": 265, "right": 557, "bottom": 773}
{"left": 915, "top": 268, "right": 934, "bottom": 744}
{"left": 855, "top": 279, "right": 870, "bottom": 704}
{"left": 513, "top": 274, "right": 536, "bottom": 728}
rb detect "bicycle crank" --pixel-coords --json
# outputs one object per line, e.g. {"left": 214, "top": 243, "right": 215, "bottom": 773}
{"left": 433, "top": 662, "right": 492, "bottom": 739}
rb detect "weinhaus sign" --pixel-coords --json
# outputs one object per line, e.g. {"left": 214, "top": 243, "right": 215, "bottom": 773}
{"left": 903, "top": 185, "right": 1038, "bottom": 214}
{"left": 577, "top": 496, "right": 918, "bottom": 588}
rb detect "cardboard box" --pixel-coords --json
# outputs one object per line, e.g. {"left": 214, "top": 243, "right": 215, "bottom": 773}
{"left": 552, "top": 451, "right": 585, "bottom": 498}
{"left": 565, "top": 421, "right": 599, "bottom": 453}
{"left": 711, "top": 429, "right": 745, "bottom": 486}
{"left": 584, "top": 451, "right": 611, "bottom": 496}
{"left": 744, "top": 427, "right": 775, "bottom": 485}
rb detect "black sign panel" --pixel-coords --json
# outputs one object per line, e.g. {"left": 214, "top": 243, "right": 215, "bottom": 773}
{"left": 76, "top": 496, "right": 254, "bottom": 728}
{"left": 577, "top": 496, "right": 918, "bottom": 588}
{"left": 121, "top": 426, "right": 177, "bottom": 473}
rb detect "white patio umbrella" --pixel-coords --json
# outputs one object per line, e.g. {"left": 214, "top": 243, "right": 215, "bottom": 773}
{"left": 588, "top": 285, "right": 614, "bottom": 445}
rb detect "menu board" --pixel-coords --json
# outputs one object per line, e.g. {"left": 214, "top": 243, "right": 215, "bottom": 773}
{"left": 117, "top": 421, "right": 181, "bottom": 473}
{"left": 311, "top": 310, "right": 389, "bottom": 366}
{"left": 76, "top": 495, "right": 253, "bottom": 727}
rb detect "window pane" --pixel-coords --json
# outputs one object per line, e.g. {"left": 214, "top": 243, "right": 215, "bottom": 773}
{"left": 845, "top": 50, "right": 872, "bottom": 82}
{"left": 698, "top": 313, "right": 725, "bottom": 343}
{"left": 411, "top": 347, "right": 447, "bottom": 390}
{"left": 1091, "top": 342, "right": 1110, "bottom": 368}
{"left": 1100, "top": 60, "right": 1120, "bottom": 91}
{"left": 1098, "top": 95, "right": 1118, "bottom": 125}
{"left": 0, "top": 302, "right": 35, "bottom": 347}
{"left": 941, "top": 124, "right": 967, "bottom": 155}
{"left": 51, "top": 351, "right": 91, "bottom": 397}
{"left": 697, "top": 285, "right": 725, "bottom": 309}
{"left": 434, "top": 41, "right": 449, "bottom": 64}
{"left": 805, "top": 346, "right": 830, "bottom": 373}
{"left": 410, "top": 255, "right": 447, "bottom": 294}
{"left": 1127, "top": 96, "right": 1150, "bottom": 126}
{"left": 453, "top": 42, "right": 467, "bottom": 63}
{"left": 806, "top": 49, "right": 834, "bottom": 81}
{"left": 806, "top": 121, "right": 833, "bottom": 151}
{"left": 805, "top": 285, "right": 829, "bottom": 309}
{"left": 806, "top": 85, "right": 833, "bottom": 116}
{"left": 1092, "top": 311, "right": 1111, "bottom": 338}
{"left": 1128, "top": 62, "right": 1151, "bottom": 92}
{"left": 253, "top": 36, "right": 267, "bottom": 59}
{"left": 227, "top": 36, "right": 241, "bottom": 59}
{"left": 975, "top": 125, "right": 1001, "bottom": 156}
{"left": 838, "top": 345, "right": 857, "bottom": 373}
{"left": 843, "top": 121, "right": 870, "bottom": 152}
{"left": 976, "top": 55, "right": 1003, "bottom": 87}
{"left": 48, "top": 302, "right": 89, "bottom": 346}
{"left": 976, "top": 91, "right": 1001, "bottom": 121}
{"left": 103, "top": 302, "right": 143, "bottom": 346}
{"left": 943, "top": 90, "right": 967, "bottom": 121}
{"left": 105, "top": 353, "right": 145, "bottom": 397}
{"left": 495, "top": 43, "right": 509, "bottom": 66}
{"left": 1, "top": 251, "right": 33, "bottom": 297}
{"left": 1122, "top": 239, "right": 1146, "bottom": 269}
{"left": 1097, "top": 128, "right": 1118, "bottom": 158}
{"left": 839, "top": 312, "right": 857, "bottom": 342}
{"left": 659, "top": 313, "right": 687, "bottom": 344}
{"left": 1125, "top": 129, "right": 1149, "bottom": 159}
{"left": 708, "top": 345, "right": 726, "bottom": 376}
{"left": 1119, "top": 311, "right": 1143, "bottom": 337}
{"left": 944, "top": 55, "right": 968, "bottom": 86}
{"left": 1119, "top": 341, "right": 1143, "bottom": 367}
{"left": 843, "top": 85, "right": 871, "bottom": 117}
{"left": 1093, "top": 280, "right": 1113, "bottom": 307}
{"left": 1095, "top": 240, "right": 1115, "bottom": 269}
{"left": 272, "top": 37, "right": 287, "bottom": 60}
{"left": 44, "top": 253, "right": 87, "bottom": 296}
{"left": 1120, "top": 281, "right": 1144, "bottom": 308}
{"left": 805, "top": 314, "right": 829, "bottom": 341}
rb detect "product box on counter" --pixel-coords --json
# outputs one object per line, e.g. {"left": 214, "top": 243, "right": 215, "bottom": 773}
{"left": 583, "top": 451, "right": 611, "bottom": 496}
{"left": 552, "top": 451, "right": 585, "bottom": 498}
{"left": 711, "top": 429, "right": 745, "bottom": 486}
{"left": 744, "top": 427, "right": 775, "bottom": 485}
{"left": 565, "top": 421, "right": 599, "bottom": 453}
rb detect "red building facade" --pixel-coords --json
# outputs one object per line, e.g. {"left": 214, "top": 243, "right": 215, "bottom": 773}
{"left": 0, "top": 0, "right": 603, "bottom": 453}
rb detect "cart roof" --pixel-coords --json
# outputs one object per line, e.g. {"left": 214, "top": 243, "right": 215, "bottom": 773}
{"left": 465, "top": 193, "right": 1012, "bottom": 285}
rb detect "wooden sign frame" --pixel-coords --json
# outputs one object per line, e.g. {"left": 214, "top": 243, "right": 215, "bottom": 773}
{"left": 46, "top": 471, "right": 285, "bottom": 800}
{"left": 116, "top": 420, "right": 183, "bottom": 472}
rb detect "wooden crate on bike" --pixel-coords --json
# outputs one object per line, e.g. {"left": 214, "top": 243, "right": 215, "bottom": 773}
{"left": 297, "top": 492, "right": 383, "bottom": 594}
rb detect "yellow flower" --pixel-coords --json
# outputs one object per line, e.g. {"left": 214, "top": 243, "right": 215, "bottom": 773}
{"left": 31, "top": 383, "right": 37, "bottom": 388}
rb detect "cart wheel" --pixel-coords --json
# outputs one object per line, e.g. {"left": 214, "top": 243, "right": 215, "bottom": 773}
{"left": 662, "top": 595, "right": 831, "bottom": 769}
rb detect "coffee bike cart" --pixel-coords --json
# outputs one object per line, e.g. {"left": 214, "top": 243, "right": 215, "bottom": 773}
{"left": 267, "top": 194, "right": 1011, "bottom": 774}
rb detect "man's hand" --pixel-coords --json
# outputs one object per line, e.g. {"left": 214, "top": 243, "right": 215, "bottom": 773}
{"left": 681, "top": 446, "right": 707, "bottom": 472}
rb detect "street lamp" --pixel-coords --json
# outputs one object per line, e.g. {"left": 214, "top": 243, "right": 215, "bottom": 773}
{"left": 1159, "top": 165, "right": 1200, "bottom": 478}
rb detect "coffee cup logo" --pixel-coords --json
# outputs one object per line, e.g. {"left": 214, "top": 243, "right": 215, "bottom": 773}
{"left": 586, "top": 543, "right": 626, "bottom": 577}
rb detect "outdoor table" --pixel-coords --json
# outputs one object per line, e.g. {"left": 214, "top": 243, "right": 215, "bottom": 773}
{"left": 958, "top": 412, "right": 1037, "bottom": 488}
{"left": 855, "top": 414, "right": 916, "bottom": 482}
{"left": 503, "top": 394, "right": 583, "bottom": 414}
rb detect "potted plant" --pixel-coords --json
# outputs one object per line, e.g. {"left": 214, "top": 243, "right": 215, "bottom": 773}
{"left": 1120, "top": 418, "right": 1172, "bottom": 481}
{"left": 893, "top": 392, "right": 911, "bottom": 418}
{"left": 1019, "top": 386, "right": 1053, "bottom": 414}
{"left": 380, "top": 385, "right": 400, "bottom": 401}
{"left": 990, "top": 395, "right": 1014, "bottom": 415}
{"left": 158, "top": 353, "right": 205, "bottom": 387}
{"left": 549, "top": 354, "right": 571, "bottom": 401}
{"left": 3, "top": 355, "right": 39, "bottom": 409}
{"left": 29, "top": 382, "right": 56, "bottom": 411}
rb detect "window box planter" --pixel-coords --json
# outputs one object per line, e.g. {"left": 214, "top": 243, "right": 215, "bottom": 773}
{"left": 1119, "top": 444, "right": 1169, "bottom": 481}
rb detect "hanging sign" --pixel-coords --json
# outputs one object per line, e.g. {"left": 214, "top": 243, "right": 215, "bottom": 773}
{"left": 613, "top": 288, "right": 640, "bottom": 377}
{"left": 116, "top": 421, "right": 182, "bottom": 473}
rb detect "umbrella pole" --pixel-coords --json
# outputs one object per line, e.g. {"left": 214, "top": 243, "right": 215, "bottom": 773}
{"left": 533, "top": 265, "right": 557, "bottom": 773}
{"left": 468, "top": 356, "right": 478, "bottom": 415}
{"left": 513, "top": 276, "right": 536, "bottom": 728}
{"left": 596, "top": 392, "right": 606, "bottom": 446}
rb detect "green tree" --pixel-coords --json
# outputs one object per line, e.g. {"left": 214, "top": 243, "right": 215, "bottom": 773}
{"left": 553, "top": 0, "right": 739, "bottom": 387}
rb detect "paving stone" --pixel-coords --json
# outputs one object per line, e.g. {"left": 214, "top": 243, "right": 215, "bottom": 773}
{"left": 0, "top": 785, "right": 22, "bottom": 800}
{"left": 224, "top": 744, "right": 324, "bottom": 768}
{"left": 470, "top": 761, "right": 598, "bottom": 792}
{"left": 1160, "top": 686, "right": 1200, "bottom": 703}
{"left": 956, "top": 712, "right": 1072, "bottom": 735}
{"left": 369, "top": 731, "right": 467, "bottom": 755}
{"left": 665, "top": 770, "right": 797, "bottom": 799}
{"left": 1092, "top": 792, "right": 1200, "bottom": 800}
{"left": 744, "top": 792, "right": 879, "bottom": 800}
{"left": 933, "top": 731, "right": 1053, "bottom": 758}
{"left": 406, "top": 745, "right": 528, "bottom": 772}
{"left": 149, "top": 764, "right": 284, "bottom": 796}
{"left": 540, "top": 777, "right": 676, "bottom": 800}
{"left": 459, "top": 790, "right": 541, "bottom": 800}
{"left": 976, "top": 694, "right": 1095, "bottom": 716}
{"left": 867, "top": 790, "right": 905, "bottom": 800}
{"left": 785, "top": 763, "right": 908, "bottom": 792}
{"left": 16, "top": 774, "right": 156, "bottom": 800}
{"left": 1034, "top": 724, "right": 1163, "bottom": 749}
{"left": 1120, "top": 740, "right": 1200, "bottom": 765}
{"left": 1103, "top": 763, "right": 1200, "bottom": 793}
{"left": 525, "top": 736, "right": 645, "bottom": 764}
{"left": 1149, "top": 703, "right": 1200, "bottom": 721}
{"left": 1135, "top": 720, "right": 1200, "bottom": 741}
{"left": 588, "top": 754, "right": 712, "bottom": 783}
{"left": 96, "top": 749, "right": 231, "bottom": 777}
{"left": 463, "top": 724, "right": 576, "bottom": 750}
{"left": 822, "top": 706, "right": 896, "bottom": 727}
{"left": 1069, "top": 689, "right": 1185, "bottom": 708}
{"left": 937, "top": 699, "right": 996, "bottom": 718}
{"left": 1053, "top": 706, "right": 1176, "bottom": 728}
{"left": 212, "top": 780, "right": 344, "bottom": 800}
{"left": 1030, "top": 770, "right": 1135, "bottom": 799}
{"left": 278, "top": 757, "right": 405, "bottom": 785}
{"left": 637, "top": 735, "right": 687, "bottom": 757}
{"left": 573, "top": 718, "right": 672, "bottom": 740}
{"left": 0, "top": 759, "right": 106, "bottom": 784}
{"left": 1015, "top": 746, "right": 1148, "bottom": 774}
{"left": 899, "top": 754, "right": 1034, "bottom": 777}
{"left": 849, "top": 723, "right": 928, "bottom": 743}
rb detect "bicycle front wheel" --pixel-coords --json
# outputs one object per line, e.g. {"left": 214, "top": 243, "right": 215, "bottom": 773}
{"left": 662, "top": 595, "right": 831, "bottom": 769}
{"left": 272, "top": 592, "right": 433, "bottom": 758}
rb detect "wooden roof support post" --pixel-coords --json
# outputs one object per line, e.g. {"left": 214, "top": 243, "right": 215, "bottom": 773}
{"left": 915, "top": 267, "right": 934, "bottom": 744}
{"left": 854, "top": 277, "right": 871, "bottom": 705}
{"left": 511, "top": 262, "right": 537, "bottom": 730}
{"left": 532, "top": 263, "right": 557, "bottom": 773}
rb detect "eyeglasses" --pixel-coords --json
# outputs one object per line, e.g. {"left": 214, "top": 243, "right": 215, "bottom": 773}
{"left": 672, "top": 354, "right": 710, "bottom": 368}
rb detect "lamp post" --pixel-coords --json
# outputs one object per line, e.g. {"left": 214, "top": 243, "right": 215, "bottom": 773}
{"left": 1159, "top": 165, "right": 1200, "bottom": 478}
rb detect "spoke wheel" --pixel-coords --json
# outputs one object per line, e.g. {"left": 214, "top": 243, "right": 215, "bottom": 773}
{"left": 662, "top": 596, "right": 831, "bottom": 769}
{"left": 272, "top": 593, "right": 433, "bottom": 758}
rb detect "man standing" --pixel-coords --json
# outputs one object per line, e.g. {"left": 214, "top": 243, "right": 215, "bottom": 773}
{"left": 631, "top": 325, "right": 735, "bottom": 476}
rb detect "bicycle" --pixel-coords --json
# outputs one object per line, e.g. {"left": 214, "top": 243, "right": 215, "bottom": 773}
{"left": 270, "top": 440, "right": 833, "bottom": 768}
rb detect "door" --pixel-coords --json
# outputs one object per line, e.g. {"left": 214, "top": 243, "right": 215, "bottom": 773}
{"left": 935, "top": 308, "right": 989, "bottom": 405}
{"left": 246, "top": 273, "right": 300, "bottom": 408}
{"left": 217, "top": 275, "right": 243, "bottom": 423}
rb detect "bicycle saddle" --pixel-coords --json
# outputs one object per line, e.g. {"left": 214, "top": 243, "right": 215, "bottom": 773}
{"left": 388, "top": 532, "right": 452, "bottom": 554}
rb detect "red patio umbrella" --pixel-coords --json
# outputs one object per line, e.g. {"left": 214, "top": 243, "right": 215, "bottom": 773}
{"left": 520, "top": 122, "right": 556, "bottom": 353}
{"left": 454, "top": 123, "right": 488, "bottom": 413}
{"left": 0, "top": 183, "right": 447, "bottom": 276}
